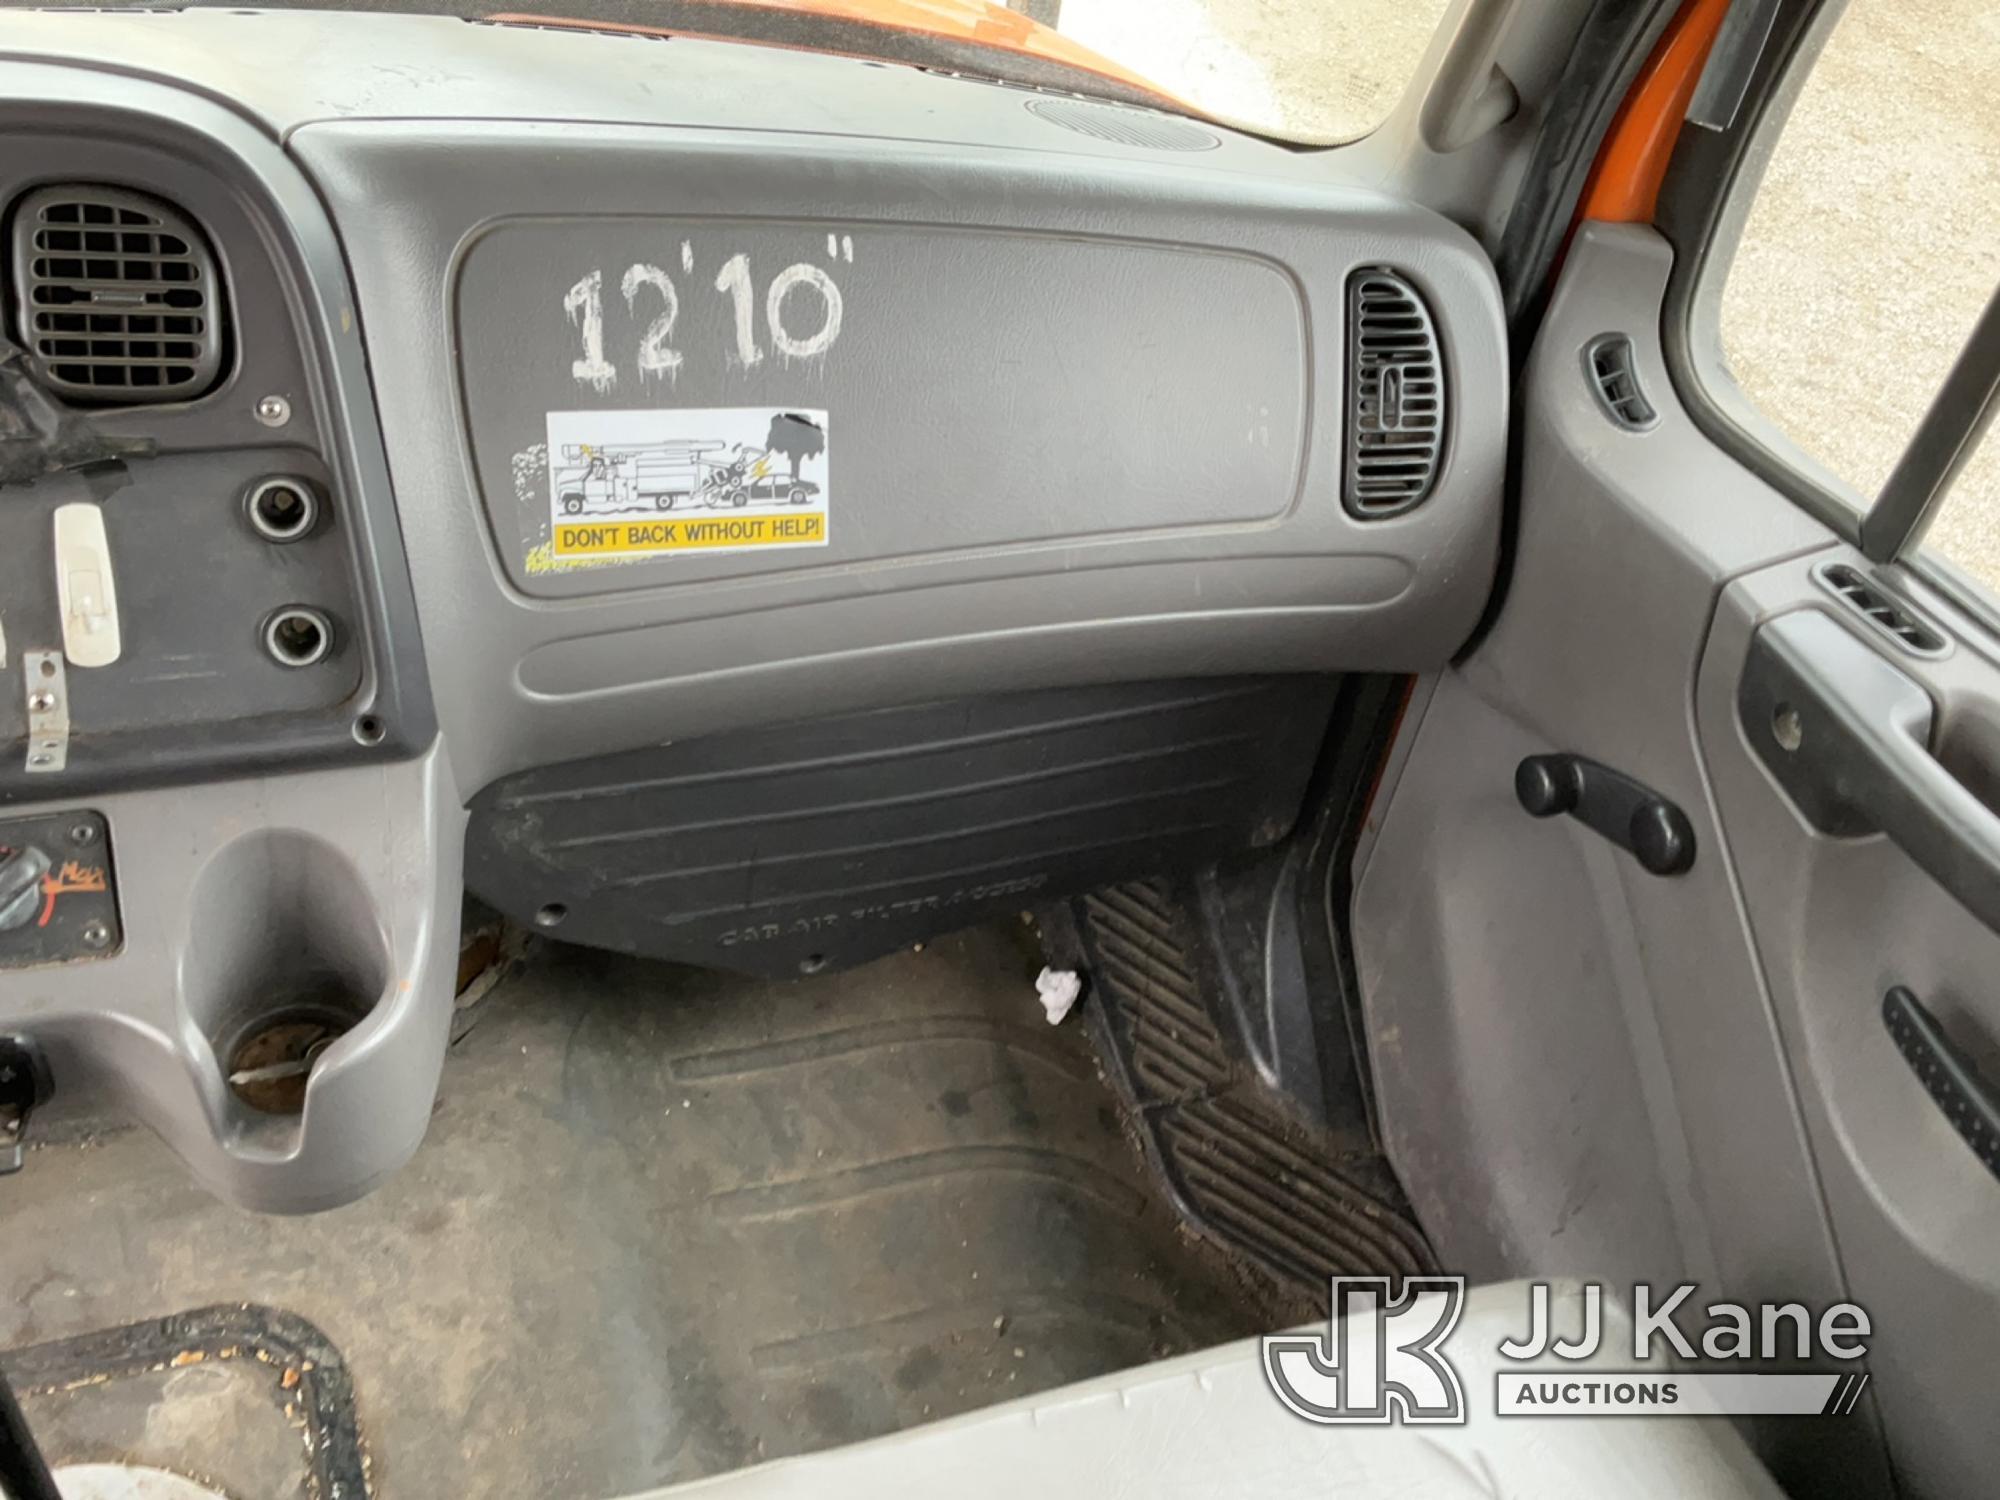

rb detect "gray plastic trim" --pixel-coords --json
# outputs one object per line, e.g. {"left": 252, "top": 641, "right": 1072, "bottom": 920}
{"left": 1355, "top": 223, "right": 1891, "bottom": 1494}
{"left": 0, "top": 62, "right": 438, "bottom": 798}
{"left": 0, "top": 17, "right": 1507, "bottom": 1215}
{"left": 288, "top": 112, "right": 1505, "bottom": 795}
{"left": 0, "top": 11, "right": 1507, "bottom": 801}
{"left": 1699, "top": 552, "right": 2000, "bottom": 1498}
{"left": 0, "top": 60, "right": 449, "bottom": 1212}
{"left": 0, "top": 746, "right": 463, "bottom": 1214}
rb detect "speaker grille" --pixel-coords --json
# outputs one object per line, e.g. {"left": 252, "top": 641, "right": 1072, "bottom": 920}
{"left": 11, "top": 185, "right": 224, "bottom": 403}
{"left": 1344, "top": 268, "right": 1445, "bottom": 518}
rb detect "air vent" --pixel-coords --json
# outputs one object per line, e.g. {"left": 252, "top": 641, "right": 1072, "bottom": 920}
{"left": 10, "top": 185, "right": 224, "bottom": 403}
{"left": 1584, "top": 333, "right": 1657, "bottom": 430}
{"left": 1024, "top": 96, "right": 1221, "bottom": 151}
{"left": 1814, "top": 562, "right": 1949, "bottom": 657}
{"left": 1345, "top": 268, "right": 1445, "bottom": 518}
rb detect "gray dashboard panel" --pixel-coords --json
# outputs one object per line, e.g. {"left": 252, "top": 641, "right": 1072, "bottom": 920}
{"left": 0, "top": 78, "right": 437, "bottom": 798}
{"left": 0, "top": 56, "right": 449, "bottom": 1212}
{"left": 0, "top": 12, "right": 1506, "bottom": 1212}
{"left": 290, "top": 109, "right": 1505, "bottom": 793}
{"left": 0, "top": 450, "right": 362, "bottom": 733}
{"left": 459, "top": 218, "right": 1308, "bottom": 595}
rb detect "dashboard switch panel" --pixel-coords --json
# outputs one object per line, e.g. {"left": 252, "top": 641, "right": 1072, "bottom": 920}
{"left": 0, "top": 809, "right": 117, "bottom": 969}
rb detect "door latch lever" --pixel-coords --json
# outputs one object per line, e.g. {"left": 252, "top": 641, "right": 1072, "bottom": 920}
{"left": 1515, "top": 752, "right": 1697, "bottom": 877}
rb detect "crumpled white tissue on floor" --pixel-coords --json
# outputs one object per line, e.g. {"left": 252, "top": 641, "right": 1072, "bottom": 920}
{"left": 1035, "top": 966, "right": 1083, "bottom": 1025}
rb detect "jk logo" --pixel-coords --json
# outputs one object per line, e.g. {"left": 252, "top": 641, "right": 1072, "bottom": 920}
{"left": 1262, "top": 1277, "right": 1468, "bottom": 1424}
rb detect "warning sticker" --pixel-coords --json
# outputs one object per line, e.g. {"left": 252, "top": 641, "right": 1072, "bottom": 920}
{"left": 545, "top": 407, "right": 830, "bottom": 562}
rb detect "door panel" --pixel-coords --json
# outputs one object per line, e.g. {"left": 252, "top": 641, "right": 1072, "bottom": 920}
{"left": 1354, "top": 221, "right": 1894, "bottom": 1495}
{"left": 1697, "top": 555, "right": 2000, "bottom": 1499}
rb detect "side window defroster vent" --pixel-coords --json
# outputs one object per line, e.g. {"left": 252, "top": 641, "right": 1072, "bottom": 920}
{"left": 10, "top": 184, "right": 224, "bottom": 404}
{"left": 1814, "top": 562, "right": 1949, "bottom": 658}
{"left": 1584, "top": 333, "right": 1658, "bottom": 430}
{"left": 1345, "top": 268, "right": 1445, "bottom": 518}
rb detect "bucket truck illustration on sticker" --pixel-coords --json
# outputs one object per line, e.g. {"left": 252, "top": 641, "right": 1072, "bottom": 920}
{"left": 545, "top": 407, "right": 829, "bottom": 561}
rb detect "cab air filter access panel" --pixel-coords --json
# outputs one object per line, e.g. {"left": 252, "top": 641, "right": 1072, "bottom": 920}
{"left": 465, "top": 676, "right": 1337, "bottom": 977}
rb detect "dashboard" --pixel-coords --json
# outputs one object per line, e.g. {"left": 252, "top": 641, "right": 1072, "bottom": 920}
{"left": 0, "top": 9, "right": 1505, "bottom": 1211}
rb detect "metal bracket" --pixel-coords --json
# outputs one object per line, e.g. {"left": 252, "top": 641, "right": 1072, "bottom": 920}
{"left": 22, "top": 651, "right": 67, "bottom": 774}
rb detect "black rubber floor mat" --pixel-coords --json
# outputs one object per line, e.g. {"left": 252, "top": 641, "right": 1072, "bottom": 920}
{"left": 1, "top": 1305, "right": 365, "bottom": 1499}
{"left": 1071, "top": 878, "right": 1436, "bottom": 1299}
{"left": 0, "top": 921, "right": 1278, "bottom": 1498}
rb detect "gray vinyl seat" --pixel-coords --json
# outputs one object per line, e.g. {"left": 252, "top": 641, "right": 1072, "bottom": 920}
{"left": 635, "top": 1281, "right": 1786, "bottom": 1500}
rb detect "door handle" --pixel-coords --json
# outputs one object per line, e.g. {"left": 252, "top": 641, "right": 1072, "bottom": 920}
{"left": 1739, "top": 609, "right": 2000, "bottom": 932}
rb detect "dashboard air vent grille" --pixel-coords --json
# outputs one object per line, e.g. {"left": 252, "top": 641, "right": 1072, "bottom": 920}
{"left": 1584, "top": 333, "right": 1658, "bottom": 430}
{"left": 1814, "top": 563, "right": 1949, "bottom": 657}
{"left": 10, "top": 185, "right": 223, "bottom": 403}
{"left": 1345, "top": 268, "right": 1445, "bottom": 518}
{"left": 1024, "top": 97, "right": 1221, "bottom": 151}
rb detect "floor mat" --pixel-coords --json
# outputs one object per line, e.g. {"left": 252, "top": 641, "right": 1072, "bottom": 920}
{"left": 2, "top": 1306, "right": 365, "bottom": 1500}
{"left": 0, "top": 921, "right": 1278, "bottom": 1498}
{"left": 1072, "top": 879, "right": 1436, "bottom": 1293}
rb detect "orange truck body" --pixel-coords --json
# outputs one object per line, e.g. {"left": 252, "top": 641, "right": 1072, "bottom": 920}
{"left": 486, "top": 0, "right": 1183, "bottom": 109}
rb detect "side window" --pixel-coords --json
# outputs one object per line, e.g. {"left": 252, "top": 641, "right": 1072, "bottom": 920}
{"left": 1053, "top": 0, "right": 1453, "bottom": 142}
{"left": 1915, "top": 421, "right": 2000, "bottom": 604}
{"left": 1698, "top": 0, "right": 2000, "bottom": 600}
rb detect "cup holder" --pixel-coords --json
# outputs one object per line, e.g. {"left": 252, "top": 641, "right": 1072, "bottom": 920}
{"left": 182, "top": 829, "right": 390, "bottom": 1126}
{"left": 222, "top": 1000, "right": 359, "bottom": 1115}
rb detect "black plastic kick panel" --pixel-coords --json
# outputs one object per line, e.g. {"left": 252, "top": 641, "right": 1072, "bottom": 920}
{"left": 465, "top": 677, "right": 1338, "bottom": 977}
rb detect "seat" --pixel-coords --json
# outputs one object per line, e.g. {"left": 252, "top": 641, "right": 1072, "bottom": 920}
{"left": 628, "top": 1281, "right": 1784, "bottom": 1500}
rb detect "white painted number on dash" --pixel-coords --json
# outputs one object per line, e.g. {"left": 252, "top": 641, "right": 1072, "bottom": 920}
{"left": 713, "top": 253, "right": 763, "bottom": 370}
{"left": 766, "top": 263, "right": 842, "bottom": 361}
{"left": 564, "top": 244, "right": 849, "bottom": 389}
{"left": 620, "top": 263, "right": 683, "bottom": 383}
{"left": 563, "top": 269, "right": 616, "bottom": 394}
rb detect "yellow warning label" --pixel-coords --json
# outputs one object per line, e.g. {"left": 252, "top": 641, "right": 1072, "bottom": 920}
{"left": 553, "top": 512, "right": 827, "bottom": 558}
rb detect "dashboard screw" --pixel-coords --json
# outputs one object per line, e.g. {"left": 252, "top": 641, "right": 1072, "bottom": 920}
{"left": 81, "top": 920, "right": 111, "bottom": 950}
{"left": 255, "top": 394, "right": 292, "bottom": 427}
{"left": 69, "top": 822, "right": 97, "bottom": 846}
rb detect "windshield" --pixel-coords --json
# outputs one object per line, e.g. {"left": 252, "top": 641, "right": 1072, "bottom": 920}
{"left": 1055, "top": 0, "right": 1452, "bottom": 142}
{"left": 11, "top": 0, "right": 1452, "bottom": 145}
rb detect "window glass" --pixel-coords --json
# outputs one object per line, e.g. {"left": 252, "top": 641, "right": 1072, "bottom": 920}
{"left": 1055, "top": 0, "right": 1453, "bottom": 142}
{"left": 1713, "top": 0, "right": 2000, "bottom": 508}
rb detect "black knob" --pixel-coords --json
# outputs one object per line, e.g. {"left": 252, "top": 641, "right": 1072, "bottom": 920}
{"left": 0, "top": 847, "right": 50, "bottom": 933}
{"left": 1515, "top": 755, "right": 1579, "bottom": 818}
{"left": 1628, "top": 801, "right": 1696, "bottom": 877}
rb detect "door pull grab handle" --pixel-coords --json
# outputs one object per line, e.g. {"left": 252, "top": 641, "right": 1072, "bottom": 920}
{"left": 1740, "top": 609, "right": 2000, "bottom": 934}
{"left": 1883, "top": 986, "right": 2000, "bottom": 1182}
{"left": 1514, "top": 753, "right": 1696, "bottom": 876}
